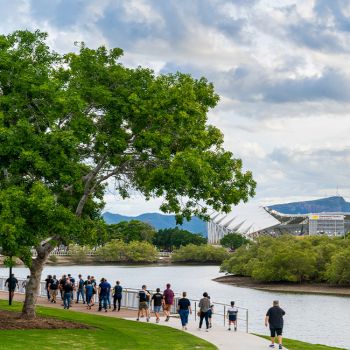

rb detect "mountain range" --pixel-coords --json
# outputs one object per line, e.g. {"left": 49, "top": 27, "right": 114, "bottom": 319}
{"left": 103, "top": 196, "right": 350, "bottom": 235}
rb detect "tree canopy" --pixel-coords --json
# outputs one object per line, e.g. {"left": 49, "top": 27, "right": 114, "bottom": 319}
{"left": 0, "top": 30, "right": 255, "bottom": 317}
{"left": 220, "top": 232, "right": 249, "bottom": 250}
{"left": 153, "top": 227, "right": 206, "bottom": 251}
{"left": 106, "top": 220, "right": 156, "bottom": 243}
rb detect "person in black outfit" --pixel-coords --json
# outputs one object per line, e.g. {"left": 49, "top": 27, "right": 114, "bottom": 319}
{"left": 265, "top": 300, "right": 286, "bottom": 349}
{"left": 45, "top": 275, "right": 52, "bottom": 301}
{"left": 177, "top": 292, "right": 192, "bottom": 330}
{"left": 5, "top": 274, "right": 19, "bottom": 302}
{"left": 112, "top": 280, "right": 123, "bottom": 311}
{"left": 151, "top": 288, "right": 163, "bottom": 323}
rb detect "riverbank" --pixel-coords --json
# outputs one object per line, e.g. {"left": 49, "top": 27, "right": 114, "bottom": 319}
{"left": 213, "top": 275, "right": 350, "bottom": 297}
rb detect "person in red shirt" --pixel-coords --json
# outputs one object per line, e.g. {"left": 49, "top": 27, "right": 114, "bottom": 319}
{"left": 163, "top": 283, "right": 174, "bottom": 321}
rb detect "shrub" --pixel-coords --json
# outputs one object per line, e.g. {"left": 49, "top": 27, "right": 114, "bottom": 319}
{"left": 172, "top": 244, "right": 229, "bottom": 263}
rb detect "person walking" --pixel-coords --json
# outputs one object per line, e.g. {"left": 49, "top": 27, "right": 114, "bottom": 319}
{"left": 48, "top": 275, "right": 59, "bottom": 303}
{"left": 198, "top": 292, "right": 211, "bottom": 332}
{"left": 76, "top": 274, "right": 85, "bottom": 304}
{"left": 137, "top": 285, "right": 150, "bottom": 322}
{"left": 112, "top": 281, "right": 123, "bottom": 311}
{"left": 98, "top": 278, "right": 111, "bottom": 312}
{"left": 63, "top": 278, "right": 73, "bottom": 309}
{"left": 5, "top": 273, "right": 19, "bottom": 302}
{"left": 85, "top": 281, "right": 94, "bottom": 309}
{"left": 44, "top": 275, "right": 52, "bottom": 301}
{"left": 227, "top": 301, "right": 238, "bottom": 331}
{"left": 22, "top": 275, "right": 30, "bottom": 291}
{"left": 59, "top": 274, "right": 67, "bottom": 304}
{"left": 151, "top": 288, "right": 163, "bottom": 323}
{"left": 177, "top": 292, "right": 192, "bottom": 330}
{"left": 163, "top": 283, "right": 174, "bottom": 321}
{"left": 265, "top": 300, "right": 286, "bottom": 349}
{"left": 208, "top": 296, "right": 214, "bottom": 328}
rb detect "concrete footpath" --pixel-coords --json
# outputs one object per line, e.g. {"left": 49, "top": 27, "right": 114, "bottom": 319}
{"left": 0, "top": 292, "right": 287, "bottom": 350}
{"left": 129, "top": 316, "right": 288, "bottom": 350}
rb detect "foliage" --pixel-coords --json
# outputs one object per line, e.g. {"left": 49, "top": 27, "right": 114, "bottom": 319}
{"left": 220, "top": 233, "right": 249, "bottom": 250}
{"left": 0, "top": 301, "right": 215, "bottom": 350}
{"left": 221, "top": 235, "right": 350, "bottom": 284}
{"left": 95, "top": 239, "right": 158, "bottom": 263}
{"left": 172, "top": 244, "right": 229, "bottom": 263}
{"left": 325, "top": 245, "right": 350, "bottom": 285}
{"left": 68, "top": 244, "right": 92, "bottom": 264}
{"left": 106, "top": 220, "right": 156, "bottom": 243}
{"left": 153, "top": 227, "right": 207, "bottom": 251}
{"left": 47, "top": 254, "right": 58, "bottom": 264}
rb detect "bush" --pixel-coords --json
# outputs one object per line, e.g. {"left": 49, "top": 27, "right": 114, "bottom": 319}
{"left": 220, "top": 233, "right": 249, "bottom": 250}
{"left": 95, "top": 239, "right": 158, "bottom": 263}
{"left": 221, "top": 235, "right": 347, "bottom": 284}
{"left": 48, "top": 254, "right": 58, "bottom": 264}
{"left": 68, "top": 244, "right": 92, "bottom": 264}
{"left": 325, "top": 245, "right": 350, "bottom": 285}
{"left": 172, "top": 244, "right": 229, "bottom": 263}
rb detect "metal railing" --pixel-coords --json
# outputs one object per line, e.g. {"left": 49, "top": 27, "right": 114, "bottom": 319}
{"left": 0, "top": 276, "right": 248, "bottom": 332}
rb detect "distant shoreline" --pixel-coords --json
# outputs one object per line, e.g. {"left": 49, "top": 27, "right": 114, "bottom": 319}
{"left": 213, "top": 275, "right": 350, "bottom": 297}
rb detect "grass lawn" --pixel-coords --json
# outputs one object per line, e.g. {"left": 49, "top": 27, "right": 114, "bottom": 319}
{"left": 256, "top": 334, "right": 347, "bottom": 350}
{"left": 0, "top": 300, "right": 216, "bottom": 350}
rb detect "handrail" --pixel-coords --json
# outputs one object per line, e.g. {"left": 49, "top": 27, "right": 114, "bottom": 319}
{"left": 0, "top": 275, "right": 248, "bottom": 332}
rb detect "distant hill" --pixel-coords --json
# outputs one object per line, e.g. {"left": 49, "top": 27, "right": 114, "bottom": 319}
{"left": 268, "top": 196, "right": 350, "bottom": 214}
{"left": 102, "top": 212, "right": 207, "bottom": 236}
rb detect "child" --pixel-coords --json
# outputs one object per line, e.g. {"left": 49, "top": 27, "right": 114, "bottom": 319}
{"left": 208, "top": 296, "right": 214, "bottom": 328}
{"left": 227, "top": 301, "right": 238, "bottom": 331}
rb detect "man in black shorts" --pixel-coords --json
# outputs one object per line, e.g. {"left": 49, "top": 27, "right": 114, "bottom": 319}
{"left": 265, "top": 300, "right": 285, "bottom": 349}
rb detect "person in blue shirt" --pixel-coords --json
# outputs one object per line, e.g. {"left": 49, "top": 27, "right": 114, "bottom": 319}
{"left": 85, "top": 281, "right": 94, "bottom": 310}
{"left": 113, "top": 281, "right": 123, "bottom": 311}
{"left": 98, "top": 278, "right": 111, "bottom": 312}
{"left": 76, "top": 274, "right": 86, "bottom": 304}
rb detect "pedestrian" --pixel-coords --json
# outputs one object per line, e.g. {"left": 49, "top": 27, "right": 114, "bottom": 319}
{"left": 67, "top": 274, "right": 75, "bottom": 303}
{"left": 265, "top": 300, "right": 286, "bottom": 349}
{"left": 163, "top": 283, "right": 174, "bottom": 322}
{"left": 208, "top": 296, "right": 214, "bottom": 328}
{"left": 44, "top": 274, "right": 52, "bottom": 301}
{"left": 98, "top": 278, "right": 111, "bottom": 312}
{"left": 177, "top": 292, "right": 192, "bottom": 330}
{"left": 59, "top": 274, "right": 67, "bottom": 304}
{"left": 48, "top": 275, "right": 59, "bottom": 303}
{"left": 227, "top": 301, "right": 238, "bottom": 331}
{"left": 198, "top": 292, "right": 210, "bottom": 332}
{"left": 151, "top": 288, "right": 163, "bottom": 323}
{"left": 90, "top": 276, "right": 97, "bottom": 306}
{"left": 76, "top": 274, "right": 85, "bottom": 304}
{"left": 85, "top": 281, "right": 94, "bottom": 309}
{"left": 63, "top": 278, "right": 73, "bottom": 309}
{"left": 105, "top": 278, "right": 112, "bottom": 309}
{"left": 112, "top": 281, "right": 123, "bottom": 311}
{"left": 137, "top": 285, "right": 150, "bottom": 322}
{"left": 5, "top": 273, "right": 19, "bottom": 302}
{"left": 22, "top": 275, "right": 30, "bottom": 290}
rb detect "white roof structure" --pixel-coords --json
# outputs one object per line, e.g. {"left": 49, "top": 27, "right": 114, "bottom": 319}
{"left": 208, "top": 203, "right": 281, "bottom": 243}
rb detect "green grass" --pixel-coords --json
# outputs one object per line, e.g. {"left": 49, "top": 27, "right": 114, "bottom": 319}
{"left": 0, "top": 300, "right": 216, "bottom": 350}
{"left": 256, "top": 334, "right": 347, "bottom": 350}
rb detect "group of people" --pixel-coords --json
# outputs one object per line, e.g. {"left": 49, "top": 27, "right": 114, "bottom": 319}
{"left": 44, "top": 274, "right": 123, "bottom": 311}
{"left": 6, "top": 273, "right": 286, "bottom": 348}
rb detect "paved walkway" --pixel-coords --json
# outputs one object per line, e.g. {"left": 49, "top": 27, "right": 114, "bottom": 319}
{"left": 0, "top": 291, "right": 287, "bottom": 350}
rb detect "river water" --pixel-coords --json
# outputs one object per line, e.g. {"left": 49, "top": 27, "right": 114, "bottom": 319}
{"left": 1, "top": 264, "right": 349, "bottom": 349}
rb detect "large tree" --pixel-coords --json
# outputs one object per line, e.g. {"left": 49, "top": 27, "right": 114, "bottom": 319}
{"left": 0, "top": 30, "right": 255, "bottom": 318}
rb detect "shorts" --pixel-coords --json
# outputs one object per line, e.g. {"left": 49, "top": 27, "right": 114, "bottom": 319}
{"left": 270, "top": 328, "right": 283, "bottom": 337}
{"left": 208, "top": 310, "right": 212, "bottom": 318}
{"left": 163, "top": 304, "right": 172, "bottom": 311}
{"left": 229, "top": 315, "right": 237, "bottom": 322}
{"left": 139, "top": 301, "right": 149, "bottom": 310}
{"left": 50, "top": 290, "right": 57, "bottom": 297}
{"left": 154, "top": 305, "right": 161, "bottom": 313}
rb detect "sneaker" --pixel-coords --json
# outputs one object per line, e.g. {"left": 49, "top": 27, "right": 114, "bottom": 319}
{"left": 234, "top": 327, "right": 237, "bottom": 331}
{"left": 205, "top": 329, "right": 209, "bottom": 332}
{"left": 112, "top": 308, "right": 116, "bottom": 311}
{"left": 269, "top": 345, "right": 275, "bottom": 348}
{"left": 136, "top": 318, "right": 139, "bottom": 321}
{"left": 105, "top": 309, "right": 107, "bottom": 312}
{"left": 184, "top": 327, "right": 187, "bottom": 330}
{"left": 228, "top": 328, "right": 231, "bottom": 331}
{"left": 147, "top": 317, "right": 150, "bottom": 322}
{"left": 279, "top": 345, "right": 283, "bottom": 349}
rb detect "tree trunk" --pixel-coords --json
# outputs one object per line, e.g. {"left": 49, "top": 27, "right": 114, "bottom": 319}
{"left": 21, "top": 244, "right": 54, "bottom": 319}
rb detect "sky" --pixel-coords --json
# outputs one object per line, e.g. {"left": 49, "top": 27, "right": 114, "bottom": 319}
{"left": 2, "top": 0, "right": 350, "bottom": 215}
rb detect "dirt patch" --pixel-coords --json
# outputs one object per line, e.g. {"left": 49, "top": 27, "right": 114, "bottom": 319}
{"left": 213, "top": 275, "right": 350, "bottom": 296}
{"left": 0, "top": 309, "right": 91, "bottom": 330}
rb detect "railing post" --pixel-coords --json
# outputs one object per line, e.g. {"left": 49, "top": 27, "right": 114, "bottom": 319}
{"left": 194, "top": 302, "right": 197, "bottom": 322}
{"left": 125, "top": 288, "right": 128, "bottom": 309}
{"left": 223, "top": 305, "right": 226, "bottom": 327}
{"left": 246, "top": 309, "right": 249, "bottom": 333}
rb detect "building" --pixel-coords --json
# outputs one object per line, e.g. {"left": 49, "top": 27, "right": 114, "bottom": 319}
{"left": 207, "top": 203, "right": 350, "bottom": 244}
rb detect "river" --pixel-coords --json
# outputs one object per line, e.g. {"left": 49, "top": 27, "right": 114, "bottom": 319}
{"left": 1, "top": 264, "right": 349, "bottom": 349}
